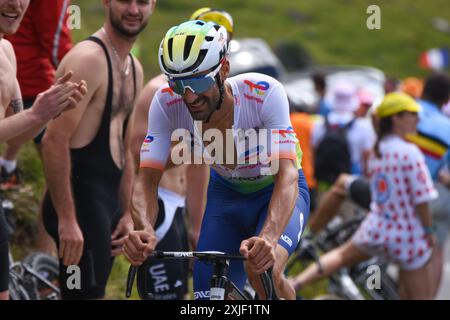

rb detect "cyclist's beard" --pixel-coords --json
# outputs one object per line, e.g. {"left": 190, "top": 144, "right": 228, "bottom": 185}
{"left": 186, "top": 94, "right": 217, "bottom": 122}
{"left": 109, "top": 8, "right": 148, "bottom": 38}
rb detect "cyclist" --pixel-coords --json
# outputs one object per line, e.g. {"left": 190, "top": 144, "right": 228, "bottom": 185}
{"left": 123, "top": 20, "right": 310, "bottom": 300}
{"left": 41, "top": 0, "right": 156, "bottom": 299}
{"left": 0, "top": 0, "right": 86, "bottom": 300}
{"left": 289, "top": 93, "right": 438, "bottom": 299}
{"left": 126, "top": 7, "right": 233, "bottom": 300}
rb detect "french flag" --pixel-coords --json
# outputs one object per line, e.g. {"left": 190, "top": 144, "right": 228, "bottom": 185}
{"left": 419, "top": 48, "right": 449, "bottom": 70}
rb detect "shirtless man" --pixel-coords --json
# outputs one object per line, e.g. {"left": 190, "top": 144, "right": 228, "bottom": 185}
{"left": 41, "top": 0, "right": 156, "bottom": 299}
{"left": 0, "top": 0, "right": 86, "bottom": 300}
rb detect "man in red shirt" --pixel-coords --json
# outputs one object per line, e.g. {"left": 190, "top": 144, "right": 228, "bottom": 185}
{"left": 1, "top": 0, "right": 73, "bottom": 186}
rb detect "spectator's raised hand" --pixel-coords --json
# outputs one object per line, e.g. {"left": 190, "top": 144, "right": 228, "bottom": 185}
{"left": 31, "top": 71, "right": 87, "bottom": 122}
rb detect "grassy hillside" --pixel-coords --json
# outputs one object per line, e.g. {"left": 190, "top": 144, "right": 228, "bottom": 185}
{"left": 8, "top": 0, "right": 450, "bottom": 299}
{"left": 71, "top": 0, "right": 450, "bottom": 79}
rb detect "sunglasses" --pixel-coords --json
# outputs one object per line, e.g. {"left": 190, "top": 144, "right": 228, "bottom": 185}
{"left": 168, "top": 62, "right": 222, "bottom": 95}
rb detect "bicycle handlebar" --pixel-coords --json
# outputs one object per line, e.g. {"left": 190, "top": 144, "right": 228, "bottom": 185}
{"left": 125, "top": 250, "right": 276, "bottom": 300}
{"left": 150, "top": 250, "right": 247, "bottom": 261}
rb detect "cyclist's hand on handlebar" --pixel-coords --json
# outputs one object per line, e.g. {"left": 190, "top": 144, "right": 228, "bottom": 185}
{"left": 240, "top": 236, "right": 276, "bottom": 274}
{"left": 123, "top": 230, "right": 157, "bottom": 266}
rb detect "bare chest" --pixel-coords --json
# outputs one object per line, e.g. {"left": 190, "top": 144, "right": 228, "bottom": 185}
{"left": 0, "top": 53, "right": 16, "bottom": 115}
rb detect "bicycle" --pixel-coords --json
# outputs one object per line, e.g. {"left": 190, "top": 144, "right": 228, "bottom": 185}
{"left": 317, "top": 212, "right": 399, "bottom": 300}
{"left": 286, "top": 210, "right": 399, "bottom": 300}
{"left": 2, "top": 192, "right": 60, "bottom": 300}
{"left": 125, "top": 250, "right": 278, "bottom": 300}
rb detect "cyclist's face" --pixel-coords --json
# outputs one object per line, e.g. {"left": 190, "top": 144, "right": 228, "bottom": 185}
{"left": 107, "top": 0, "right": 155, "bottom": 38}
{"left": 181, "top": 60, "right": 230, "bottom": 122}
{"left": 182, "top": 80, "right": 219, "bottom": 122}
{"left": 0, "top": 0, "right": 29, "bottom": 36}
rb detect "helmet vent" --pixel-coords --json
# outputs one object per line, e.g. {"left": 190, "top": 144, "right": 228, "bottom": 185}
{"left": 168, "top": 38, "right": 174, "bottom": 61}
{"left": 205, "top": 36, "right": 214, "bottom": 42}
{"left": 195, "top": 20, "right": 205, "bottom": 26}
{"left": 184, "top": 35, "right": 195, "bottom": 61}
{"left": 183, "top": 49, "right": 207, "bottom": 73}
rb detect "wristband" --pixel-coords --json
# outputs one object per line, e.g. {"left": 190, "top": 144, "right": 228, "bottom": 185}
{"left": 424, "top": 225, "right": 436, "bottom": 235}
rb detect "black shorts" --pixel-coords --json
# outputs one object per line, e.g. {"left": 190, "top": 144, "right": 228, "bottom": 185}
{"left": 137, "top": 197, "right": 189, "bottom": 300}
{"left": 0, "top": 205, "right": 10, "bottom": 292}
{"left": 348, "top": 177, "right": 371, "bottom": 211}
{"left": 23, "top": 98, "right": 45, "bottom": 144}
{"left": 43, "top": 192, "right": 122, "bottom": 300}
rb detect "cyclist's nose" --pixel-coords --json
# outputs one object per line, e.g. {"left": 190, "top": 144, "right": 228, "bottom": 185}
{"left": 183, "top": 88, "right": 199, "bottom": 104}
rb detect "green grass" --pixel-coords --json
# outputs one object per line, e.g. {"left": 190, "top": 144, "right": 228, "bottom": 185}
{"left": 69, "top": 0, "right": 450, "bottom": 79}
{"left": 8, "top": 0, "right": 450, "bottom": 299}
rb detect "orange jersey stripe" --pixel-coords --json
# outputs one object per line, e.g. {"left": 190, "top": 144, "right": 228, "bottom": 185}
{"left": 140, "top": 160, "right": 165, "bottom": 171}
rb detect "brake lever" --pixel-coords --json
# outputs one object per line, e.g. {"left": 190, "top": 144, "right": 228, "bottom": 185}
{"left": 260, "top": 267, "right": 278, "bottom": 300}
{"left": 125, "top": 265, "right": 138, "bottom": 298}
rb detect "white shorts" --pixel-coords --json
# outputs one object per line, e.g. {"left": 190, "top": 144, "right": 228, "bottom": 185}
{"left": 352, "top": 212, "right": 432, "bottom": 271}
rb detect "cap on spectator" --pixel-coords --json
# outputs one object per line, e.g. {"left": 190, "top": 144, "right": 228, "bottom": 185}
{"left": 375, "top": 92, "right": 421, "bottom": 118}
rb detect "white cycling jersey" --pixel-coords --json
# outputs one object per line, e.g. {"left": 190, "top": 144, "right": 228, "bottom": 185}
{"left": 140, "top": 73, "right": 303, "bottom": 194}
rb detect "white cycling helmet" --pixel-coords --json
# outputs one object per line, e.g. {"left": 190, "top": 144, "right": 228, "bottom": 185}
{"left": 158, "top": 20, "right": 229, "bottom": 79}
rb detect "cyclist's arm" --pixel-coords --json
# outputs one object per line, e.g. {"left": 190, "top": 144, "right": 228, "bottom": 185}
{"left": 185, "top": 164, "right": 209, "bottom": 248}
{"left": 130, "top": 168, "right": 162, "bottom": 232}
{"left": 259, "top": 82, "right": 300, "bottom": 244}
{"left": 260, "top": 159, "right": 298, "bottom": 245}
{"left": 41, "top": 48, "right": 103, "bottom": 223}
{"left": 131, "top": 91, "right": 172, "bottom": 232}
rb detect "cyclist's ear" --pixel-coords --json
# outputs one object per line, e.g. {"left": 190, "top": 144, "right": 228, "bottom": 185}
{"left": 220, "top": 59, "right": 230, "bottom": 81}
